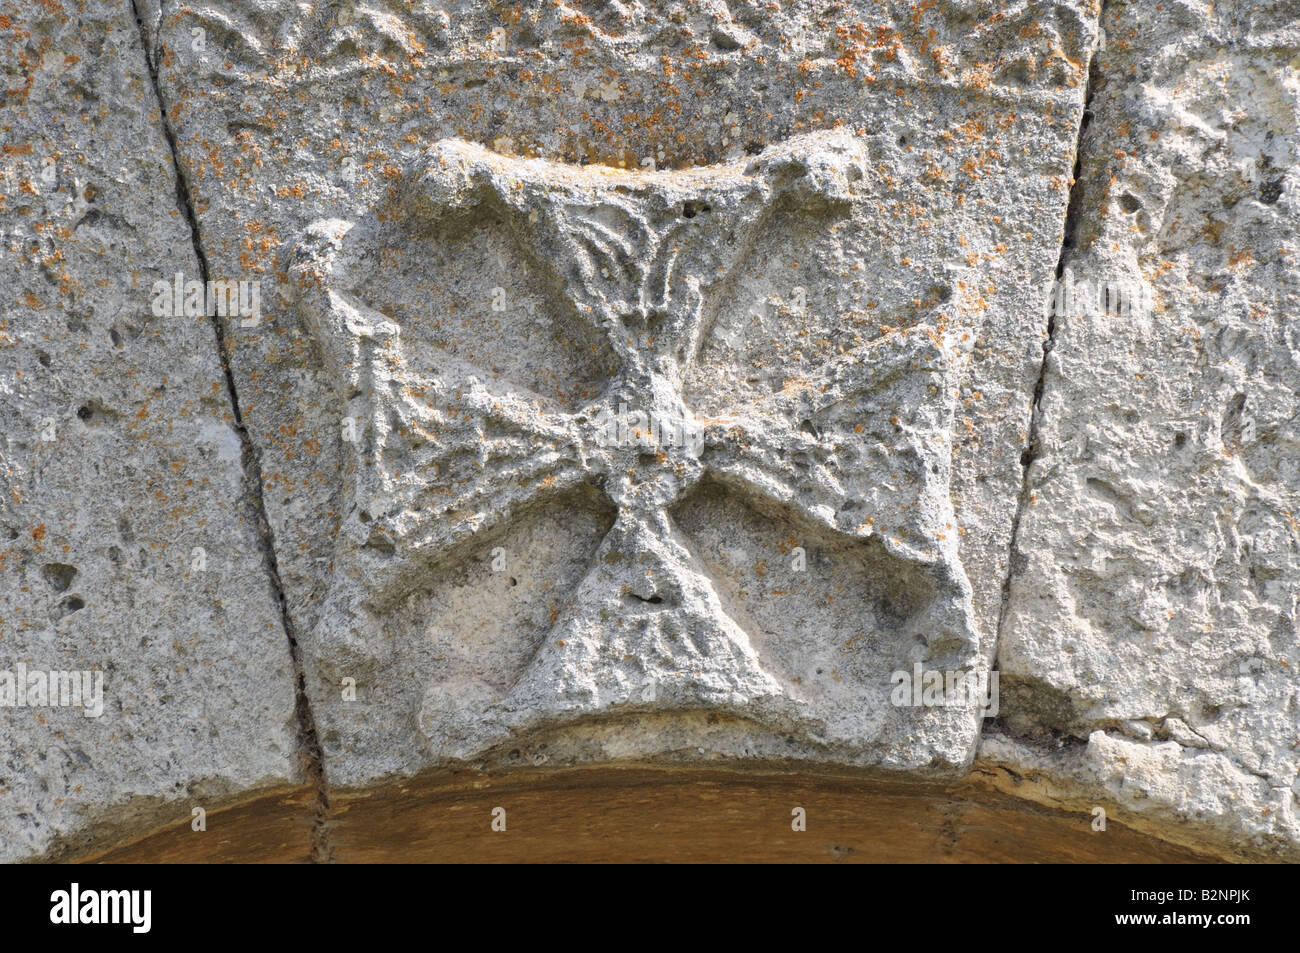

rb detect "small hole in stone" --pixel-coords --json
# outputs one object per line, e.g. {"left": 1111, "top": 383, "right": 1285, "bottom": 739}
{"left": 509, "top": 577, "right": 517, "bottom": 586}
{"left": 1173, "top": 432, "right": 1187, "bottom": 449}
{"left": 41, "top": 563, "right": 78, "bottom": 592}
{"left": 36, "top": 350, "right": 51, "bottom": 367}
{"left": 1119, "top": 192, "right": 1141, "bottom": 213}
{"left": 63, "top": 595, "right": 86, "bottom": 613}
{"left": 75, "top": 399, "right": 114, "bottom": 426}
{"left": 710, "top": 27, "right": 741, "bottom": 51}
{"left": 363, "top": 531, "right": 395, "bottom": 555}
{"left": 109, "top": 328, "right": 123, "bottom": 348}
{"left": 1260, "top": 179, "right": 1283, "bottom": 205}
{"left": 681, "top": 200, "right": 711, "bottom": 219}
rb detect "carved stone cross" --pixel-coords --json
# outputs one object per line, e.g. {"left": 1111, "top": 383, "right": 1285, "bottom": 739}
{"left": 290, "top": 131, "right": 979, "bottom": 767}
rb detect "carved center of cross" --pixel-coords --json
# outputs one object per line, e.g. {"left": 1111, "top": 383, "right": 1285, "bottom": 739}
{"left": 583, "top": 364, "right": 705, "bottom": 514}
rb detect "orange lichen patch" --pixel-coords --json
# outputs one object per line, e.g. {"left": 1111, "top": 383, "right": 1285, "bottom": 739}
{"left": 922, "top": 158, "right": 950, "bottom": 183}
{"left": 1227, "top": 246, "right": 1255, "bottom": 268}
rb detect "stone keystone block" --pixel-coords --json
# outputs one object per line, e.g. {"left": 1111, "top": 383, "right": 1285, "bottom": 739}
{"left": 289, "top": 131, "right": 983, "bottom": 783}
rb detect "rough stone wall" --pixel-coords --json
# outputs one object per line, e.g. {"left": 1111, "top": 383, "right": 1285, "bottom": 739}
{"left": 0, "top": 0, "right": 1295, "bottom": 863}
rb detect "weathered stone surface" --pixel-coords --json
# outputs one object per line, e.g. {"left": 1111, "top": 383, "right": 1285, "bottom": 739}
{"left": 5, "top": 0, "right": 1297, "bottom": 863}
{"left": 994, "top": 0, "right": 1300, "bottom": 861}
{"left": 0, "top": 0, "right": 303, "bottom": 861}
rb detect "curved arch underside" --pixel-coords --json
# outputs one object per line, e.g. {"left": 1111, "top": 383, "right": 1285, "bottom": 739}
{"left": 78, "top": 768, "right": 1218, "bottom": 864}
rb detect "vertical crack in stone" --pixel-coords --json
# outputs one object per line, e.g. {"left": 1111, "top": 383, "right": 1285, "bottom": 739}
{"left": 992, "top": 2, "right": 1108, "bottom": 679}
{"left": 129, "top": 0, "right": 333, "bottom": 862}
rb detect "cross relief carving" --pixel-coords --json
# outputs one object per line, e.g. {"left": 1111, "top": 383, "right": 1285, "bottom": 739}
{"left": 289, "top": 130, "right": 978, "bottom": 763}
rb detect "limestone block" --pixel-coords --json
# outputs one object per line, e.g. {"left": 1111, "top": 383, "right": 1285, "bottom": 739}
{"left": 0, "top": 0, "right": 303, "bottom": 861}
{"left": 996, "top": 0, "right": 1300, "bottom": 860}
{"left": 149, "top": 0, "right": 1097, "bottom": 786}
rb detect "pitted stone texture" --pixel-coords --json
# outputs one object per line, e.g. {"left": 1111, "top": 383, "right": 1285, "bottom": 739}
{"left": 149, "top": 0, "right": 1096, "bottom": 786}
{"left": 0, "top": 0, "right": 301, "bottom": 860}
{"left": 996, "top": 0, "right": 1300, "bottom": 859}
